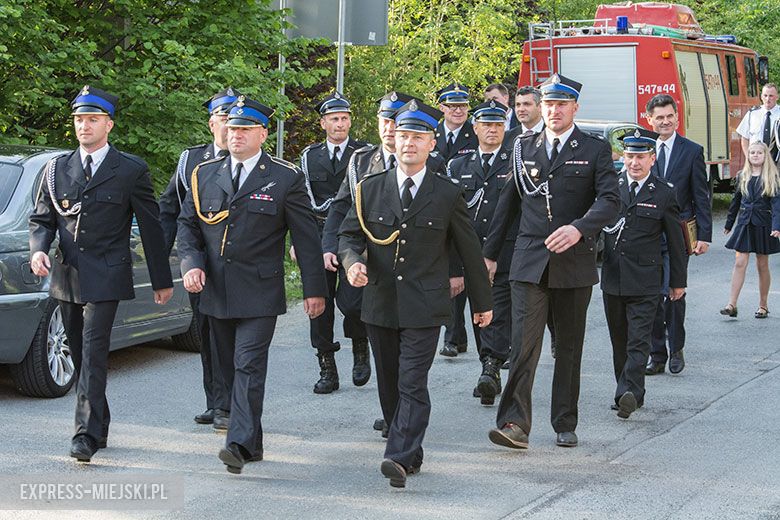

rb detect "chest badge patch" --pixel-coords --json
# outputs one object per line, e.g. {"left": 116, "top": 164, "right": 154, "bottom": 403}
{"left": 62, "top": 199, "right": 70, "bottom": 209}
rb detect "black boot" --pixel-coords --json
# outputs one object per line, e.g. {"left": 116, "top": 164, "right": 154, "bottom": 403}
{"left": 314, "top": 352, "right": 339, "bottom": 394}
{"left": 476, "top": 356, "right": 502, "bottom": 406}
{"left": 352, "top": 339, "right": 371, "bottom": 386}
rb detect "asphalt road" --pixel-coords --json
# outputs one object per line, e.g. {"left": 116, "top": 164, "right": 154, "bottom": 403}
{"left": 0, "top": 213, "right": 779, "bottom": 519}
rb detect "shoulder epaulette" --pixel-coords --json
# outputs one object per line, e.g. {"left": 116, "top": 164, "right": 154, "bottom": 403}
{"left": 359, "top": 170, "right": 386, "bottom": 183}
{"left": 119, "top": 151, "right": 147, "bottom": 168}
{"left": 270, "top": 155, "right": 299, "bottom": 172}
{"left": 435, "top": 171, "right": 460, "bottom": 184}
{"left": 430, "top": 150, "right": 440, "bottom": 158}
{"left": 354, "top": 143, "right": 380, "bottom": 156}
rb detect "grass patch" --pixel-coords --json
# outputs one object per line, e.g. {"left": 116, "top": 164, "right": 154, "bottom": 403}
{"left": 284, "top": 233, "right": 304, "bottom": 303}
{"left": 712, "top": 192, "right": 733, "bottom": 213}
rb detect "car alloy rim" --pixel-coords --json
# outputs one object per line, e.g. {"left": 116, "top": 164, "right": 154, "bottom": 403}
{"left": 47, "top": 305, "right": 75, "bottom": 386}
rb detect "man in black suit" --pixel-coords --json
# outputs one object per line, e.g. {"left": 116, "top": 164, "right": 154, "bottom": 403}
{"left": 177, "top": 95, "right": 327, "bottom": 474}
{"left": 29, "top": 86, "right": 174, "bottom": 462}
{"left": 447, "top": 100, "right": 513, "bottom": 405}
{"left": 644, "top": 94, "right": 711, "bottom": 376}
{"left": 504, "top": 86, "right": 545, "bottom": 146}
{"left": 158, "top": 87, "right": 239, "bottom": 430}
{"left": 484, "top": 74, "right": 619, "bottom": 450}
{"left": 434, "top": 82, "right": 480, "bottom": 358}
{"left": 601, "top": 129, "right": 687, "bottom": 419}
{"left": 298, "top": 93, "right": 370, "bottom": 394}
{"left": 339, "top": 99, "right": 493, "bottom": 488}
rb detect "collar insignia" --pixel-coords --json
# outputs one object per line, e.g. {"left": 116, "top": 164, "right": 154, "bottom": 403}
{"left": 80, "top": 85, "right": 90, "bottom": 96}
{"left": 261, "top": 181, "right": 276, "bottom": 192}
{"left": 500, "top": 152, "right": 507, "bottom": 160}
{"left": 571, "top": 139, "right": 579, "bottom": 148}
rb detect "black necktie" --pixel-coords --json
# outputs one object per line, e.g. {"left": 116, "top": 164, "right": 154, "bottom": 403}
{"left": 332, "top": 145, "right": 340, "bottom": 170}
{"left": 84, "top": 155, "right": 93, "bottom": 182}
{"left": 401, "top": 177, "right": 414, "bottom": 210}
{"left": 481, "top": 153, "right": 493, "bottom": 175}
{"left": 232, "top": 162, "right": 243, "bottom": 193}
{"left": 521, "top": 129, "right": 534, "bottom": 138}
{"left": 657, "top": 142, "right": 667, "bottom": 178}
{"left": 550, "top": 138, "right": 560, "bottom": 163}
{"left": 447, "top": 132, "right": 455, "bottom": 154}
{"left": 388, "top": 154, "right": 396, "bottom": 170}
{"left": 764, "top": 111, "right": 772, "bottom": 146}
{"left": 629, "top": 181, "right": 639, "bottom": 202}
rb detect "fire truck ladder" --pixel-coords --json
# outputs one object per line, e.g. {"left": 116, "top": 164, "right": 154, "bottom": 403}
{"left": 528, "top": 22, "right": 555, "bottom": 85}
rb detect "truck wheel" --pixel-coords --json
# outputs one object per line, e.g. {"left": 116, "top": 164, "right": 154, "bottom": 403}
{"left": 9, "top": 299, "right": 76, "bottom": 398}
{"left": 171, "top": 313, "right": 201, "bottom": 352}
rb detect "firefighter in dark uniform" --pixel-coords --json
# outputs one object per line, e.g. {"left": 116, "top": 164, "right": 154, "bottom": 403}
{"left": 601, "top": 128, "right": 687, "bottom": 419}
{"left": 322, "top": 91, "right": 446, "bottom": 437}
{"left": 483, "top": 74, "right": 620, "bottom": 450}
{"left": 298, "top": 93, "right": 370, "bottom": 394}
{"left": 339, "top": 98, "right": 493, "bottom": 488}
{"left": 447, "top": 100, "right": 513, "bottom": 405}
{"left": 158, "top": 87, "right": 240, "bottom": 430}
{"left": 434, "top": 82, "right": 480, "bottom": 358}
{"left": 29, "top": 86, "right": 174, "bottom": 463}
{"left": 177, "top": 95, "right": 327, "bottom": 474}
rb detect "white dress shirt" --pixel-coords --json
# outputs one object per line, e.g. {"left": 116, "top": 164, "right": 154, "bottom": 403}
{"left": 79, "top": 143, "right": 110, "bottom": 174}
{"left": 231, "top": 150, "right": 263, "bottom": 189}
{"left": 396, "top": 166, "right": 427, "bottom": 199}
{"left": 544, "top": 125, "right": 576, "bottom": 159}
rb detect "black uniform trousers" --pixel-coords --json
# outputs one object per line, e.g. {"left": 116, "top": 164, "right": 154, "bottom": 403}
{"left": 496, "top": 276, "right": 592, "bottom": 434}
{"left": 444, "top": 291, "right": 470, "bottom": 349}
{"left": 365, "top": 324, "right": 436, "bottom": 470}
{"left": 603, "top": 293, "right": 659, "bottom": 405}
{"left": 650, "top": 248, "right": 689, "bottom": 363}
{"left": 188, "top": 291, "right": 221, "bottom": 411}
{"left": 59, "top": 299, "right": 118, "bottom": 443}
{"left": 478, "top": 271, "right": 511, "bottom": 361}
{"left": 209, "top": 315, "right": 276, "bottom": 457}
{"left": 310, "top": 223, "right": 366, "bottom": 353}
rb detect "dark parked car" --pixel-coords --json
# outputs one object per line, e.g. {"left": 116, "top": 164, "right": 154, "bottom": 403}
{"left": 0, "top": 145, "right": 199, "bottom": 398}
{"left": 575, "top": 119, "right": 642, "bottom": 172}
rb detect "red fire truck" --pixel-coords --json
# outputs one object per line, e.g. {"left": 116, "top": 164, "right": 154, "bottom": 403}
{"left": 518, "top": 1, "right": 769, "bottom": 189}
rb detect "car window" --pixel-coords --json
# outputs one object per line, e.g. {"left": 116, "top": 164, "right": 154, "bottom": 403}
{"left": 0, "top": 162, "right": 24, "bottom": 215}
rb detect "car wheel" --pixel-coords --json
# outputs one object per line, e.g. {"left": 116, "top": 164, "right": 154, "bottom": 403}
{"left": 9, "top": 299, "right": 76, "bottom": 398}
{"left": 171, "top": 313, "right": 201, "bottom": 352}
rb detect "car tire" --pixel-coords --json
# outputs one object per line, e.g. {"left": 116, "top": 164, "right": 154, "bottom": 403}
{"left": 9, "top": 299, "right": 76, "bottom": 398}
{"left": 171, "top": 313, "right": 201, "bottom": 353}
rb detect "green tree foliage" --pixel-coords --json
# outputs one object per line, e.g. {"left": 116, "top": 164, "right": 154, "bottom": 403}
{"left": 0, "top": 0, "right": 328, "bottom": 189}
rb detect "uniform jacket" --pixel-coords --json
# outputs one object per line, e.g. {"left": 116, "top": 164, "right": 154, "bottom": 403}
{"left": 652, "top": 133, "right": 712, "bottom": 242}
{"left": 434, "top": 120, "right": 479, "bottom": 162}
{"left": 601, "top": 172, "right": 687, "bottom": 296}
{"left": 299, "top": 138, "right": 367, "bottom": 218}
{"left": 725, "top": 177, "right": 780, "bottom": 231}
{"left": 177, "top": 153, "right": 327, "bottom": 319}
{"left": 447, "top": 146, "right": 518, "bottom": 273}
{"left": 29, "top": 146, "right": 173, "bottom": 303}
{"left": 159, "top": 143, "right": 221, "bottom": 254}
{"left": 321, "top": 144, "right": 446, "bottom": 254}
{"left": 483, "top": 126, "right": 620, "bottom": 288}
{"left": 338, "top": 169, "right": 492, "bottom": 329}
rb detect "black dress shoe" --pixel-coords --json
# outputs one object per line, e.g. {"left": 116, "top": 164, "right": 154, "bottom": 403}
{"left": 213, "top": 409, "right": 230, "bottom": 432}
{"left": 669, "top": 350, "right": 685, "bottom": 374}
{"left": 380, "top": 459, "right": 407, "bottom": 488}
{"left": 70, "top": 435, "right": 97, "bottom": 462}
{"left": 352, "top": 339, "right": 371, "bottom": 386}
{"left": 488, "top": 423, "right": 528, "bottom": 449}
{"left": 382, "top": 424, "right": 389, "bottom": 439}
{"left": 556, "top": 431, "right": 578, "bottom": 447}
{"left": 645, "top": 361, "right": 665, "bottom": 375}
{"left": 219, "top": 443, "right": 246, "bottom": 474}
{"left": 617, "top": 391, "right": 637, "bottom": 419}
{"left": 246, "top": 450, "right": 263, "bottom": 462}
{"left": 439, "top": 343, "right": 459, "bottom": 357}
{"left": 194, "top": 409, "right": 215, "bottom": 424}
{"left": 373, "top": 418, "right": 385, "bottom": 431}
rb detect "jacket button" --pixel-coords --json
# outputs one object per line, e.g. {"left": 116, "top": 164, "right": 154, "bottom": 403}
{"left": 399, "top": 257, "right": 405, "bottom": 262}
{"left": 79, "top": 247, "right": 84, "bottom": 252}
{"left": 226, "top": 241, "right": 232, "bottom": 246}
{"left": 80, "top": 230, "right": 85, "bottom": 234}
{"left": 82, "top": 212, "right": 88, "bottom": 217}
{"left": 483, "top": 218, "right": 488, "bottom": 223}
{"left": 548, "top": 175, "right": 553, "bottom": 179}
{"left": 397, "top": 275, "right": 403, "bottom": 281}
{"left": 483, "top": 200, "right": 488, "bottom": 204}
{"left": 400, "top": 239, "right": 406, "bottom": 245}
{"left": 401, "top": 223, "right": 407, "bottom": 229}
{"left": 83, "top": 194, "right": 89, "bottom": 199}
{"left": 379, "top": 216, "right": 384, "bottom": 221}
{"left": 484, "top": 181, "right": 488, "bottom": 186}
{"left": 230, "top": 223, "right": 235, "bottom": 228}
{"left": 428, "top": 221, "right": 432, "bottom": 226}
{"left": 231, "top": 205, "right": 237, "bottom": 210}
{"left": 226, "top": 259, "right": 232, "bottom": 263}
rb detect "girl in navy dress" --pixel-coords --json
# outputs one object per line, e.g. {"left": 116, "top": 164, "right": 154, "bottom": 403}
{"left": 721, "top": 141, "right": 780, "bottom": 319}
